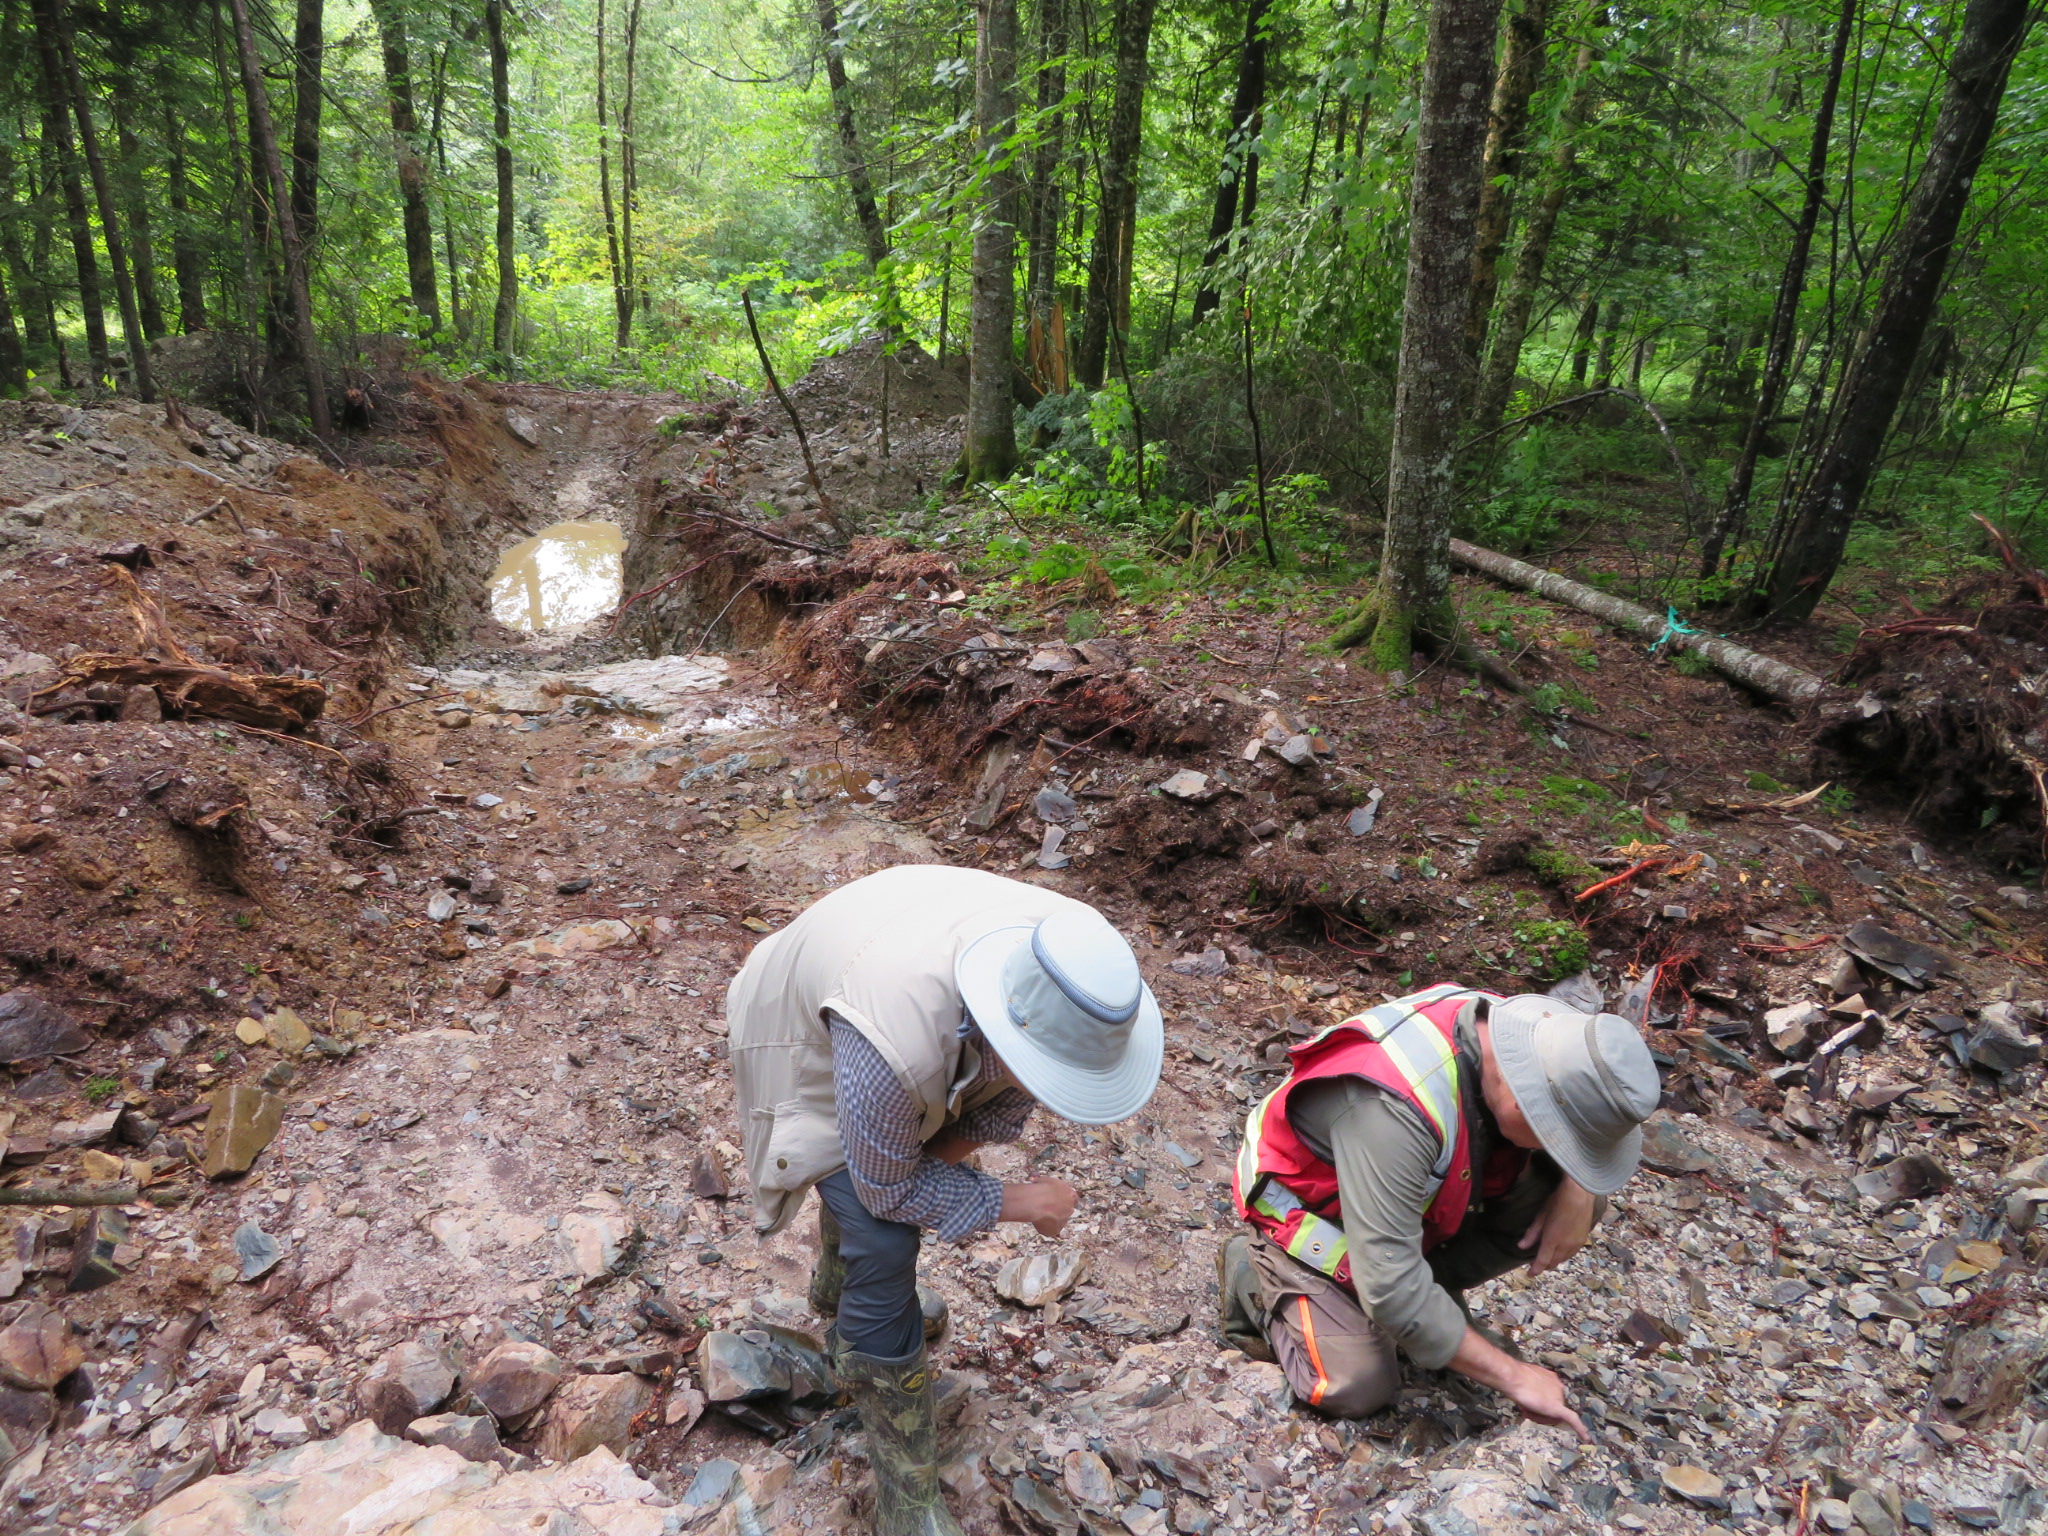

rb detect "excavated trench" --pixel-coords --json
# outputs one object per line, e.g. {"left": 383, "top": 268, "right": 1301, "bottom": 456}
{"left": 3, "top": 367, "right": 2045, "bottom": 1536}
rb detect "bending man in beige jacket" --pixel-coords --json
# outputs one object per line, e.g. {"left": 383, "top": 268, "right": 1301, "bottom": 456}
{"left": 727, "top": 863, "right": 1163, "bottom": 1536}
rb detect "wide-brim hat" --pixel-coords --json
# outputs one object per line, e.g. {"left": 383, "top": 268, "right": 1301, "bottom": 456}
{"left": 1487, "top": 994, "right": 1662, "bottom": 1195}
{"left": 956, "top": 907, "right": 1163, "bottom": 1125}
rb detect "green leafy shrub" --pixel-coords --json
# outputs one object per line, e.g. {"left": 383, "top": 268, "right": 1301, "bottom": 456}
{"left": 1510, "top": 919, "right": 1592, "bottom": 981}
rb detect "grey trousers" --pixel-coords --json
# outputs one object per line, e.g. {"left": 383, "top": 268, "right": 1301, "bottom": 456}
{"left": 815, "top": 1169, "right": 925, "bottom": 1361}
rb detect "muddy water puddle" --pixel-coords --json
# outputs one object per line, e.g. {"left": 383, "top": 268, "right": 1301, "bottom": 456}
{"left": 489, "top": 520, "right": 624, "bottom": 630}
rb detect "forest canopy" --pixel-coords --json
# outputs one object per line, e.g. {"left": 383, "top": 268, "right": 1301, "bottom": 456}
{"left": 0, "top": 0, "right": 2044, "bottom": 636}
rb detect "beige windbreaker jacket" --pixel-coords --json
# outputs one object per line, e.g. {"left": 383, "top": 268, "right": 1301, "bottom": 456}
{"left": 726, "top": 862, "right": 1090, "bottom": 1234}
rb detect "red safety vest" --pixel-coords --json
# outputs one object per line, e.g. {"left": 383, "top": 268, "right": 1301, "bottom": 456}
{"left": 1232, "top": 984, "right": 1526, "bottom": 1287}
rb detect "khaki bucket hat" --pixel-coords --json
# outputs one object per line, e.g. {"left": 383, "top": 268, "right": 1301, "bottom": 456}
{"left": 955, "top": 906, "right": 1163, "bottom": 1125}
{"left": 1487, "top": 994, "right": 1661, "bottom": 1195}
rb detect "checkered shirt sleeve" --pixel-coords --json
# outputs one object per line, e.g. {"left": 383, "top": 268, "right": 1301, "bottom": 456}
{"left": 829, "top": 1018, "right": 1017, "bottom": 1241}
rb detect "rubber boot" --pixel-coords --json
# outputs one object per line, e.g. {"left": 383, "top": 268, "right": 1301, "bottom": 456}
{"left": 810, "top": 1203, "right": 948, "bottom": 1341}
{"left": 1215, "top": 1233, "right": 1276, "bottom": 1362}
{"left": 830, "top": 1331, "right": 965, "bottom": 1536}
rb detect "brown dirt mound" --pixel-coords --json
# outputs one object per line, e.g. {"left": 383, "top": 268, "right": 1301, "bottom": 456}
{"left": 1816, "top": 574, "right": 2048, "bottom": 865}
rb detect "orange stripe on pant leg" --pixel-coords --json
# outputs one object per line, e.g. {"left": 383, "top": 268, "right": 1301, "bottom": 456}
{"left": 1297, "top": 1297, "right": 1329, "bottom": 1407}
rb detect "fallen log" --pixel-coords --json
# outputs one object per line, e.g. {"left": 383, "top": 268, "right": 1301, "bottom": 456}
{"left": 0, "top": 1180, "right": 139, "bottom": 1206}
{"left": 1449, "top": 538, "right": 1828, "bottom": 706}
{"left": 30, "top": 654, "right": 327, "bottom": 732}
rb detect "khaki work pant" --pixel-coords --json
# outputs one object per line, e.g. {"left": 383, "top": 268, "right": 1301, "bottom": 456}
{"left": 1244, "top": 1160, "right": 1565, "bottom": 1417}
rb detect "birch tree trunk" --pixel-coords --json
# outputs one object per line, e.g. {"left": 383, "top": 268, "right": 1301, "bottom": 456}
{"left": 1697, "top": 0, "right": 1853, "bottom": 578}
{"left": 1075, "top": 0, "right": 1157, "bottom": 389}
{"left": 225, "top": 0, "right": 327, "bottom": 432}
{"left": 964, "top": 0, "right": 1021, "bottom": 482}
{"left": 486, "top": 0, "right": 518, "bottom": 357}
{"left": 1189, "top": 0, "right": 1269, "bottom": 327}
{"left": 1334, "top": 0, "right": 1503, "bottom": 667}
{"left": 1748, "top": 0, "right": 2034, "bottom": 622}
{"left": 366, "top": 0, "right": 439, "bottom": 336}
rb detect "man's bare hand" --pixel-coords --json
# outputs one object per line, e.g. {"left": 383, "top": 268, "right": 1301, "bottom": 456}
{"left": 1499, "top": 1360, "right": 1591, "bottom": 1441}
{"left": 1000, "top": 1178, "right": 1078, "bottom": 1237}
{"left": 1448, "top": 1324, "right": 1591, "bottom": 1442}
{"left": 1519, "top": 1177, "right": 1598, "bottom": 1275}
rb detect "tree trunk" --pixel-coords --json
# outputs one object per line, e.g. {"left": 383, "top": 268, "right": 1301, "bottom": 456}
{"left": 1338, "top": 0, "right": 1504, "bottom": 668}
{"left": 1591, "top": 301, "right": 1621, "bottom": 390}
{"left": 1463, "top": 0, "right": 1550, "bottom": 365}
{"left": 1452, "top": 538, "right": 1827, "bottom": 702}
{"left": 1568, "top": 294, "right": 1597, "bottom": 386}
{"left": 486, "top": 0, "right": 517, "bottom": 357}
{"left": 225, "top": 0, "right": 329, "bottom": 432}
{"left": 964, "top": 0, "right": 1021, "bottom": 482}
{"left": 1189, "top": 0, "right": 1270, "bottom": 327}
{"left": 1024, "top": 0, "right": 1066, "bottom": 389}
{"left": 0, "top": 137, "right": 54, "bottom": 358}
{"left": 1748, "top": 0, "right": 2032, "bottom": 622}
{"left": 817, "top": 0, "right": 889, "bottom": 268}
{"left": 1698, "top": 0, "right": 1853, "bottom": 577}
{"left": 29, "top": 0, "right": 109, "bottom": 383}
{"left": 49, "top": 0, "right": 153, "bottom": 399}
{"left": 288, "top": 0, "right": 323, "bottom": 253}
{"left": 0, "top": 262, "right": 24, "bottom": 395}
{"left": 596, "top": 0, "right": 628, "bottom": 346}
{"left": 1075, "top": 0, "right": 1157, "bottom": 389}
{"left": 621, "top": 0, "right": 642, "bottom": 325}
{"left": 366, "top": 0, "right": 439, "bottom": 336}
{"left": 108, "top": 96, "right": 165, "bottom": 343}
{"left": 162, "top": 100, "right": 208, "bottom": 332}
{"left": 1470, "top": 25, "right": 1597, "bottom": 435}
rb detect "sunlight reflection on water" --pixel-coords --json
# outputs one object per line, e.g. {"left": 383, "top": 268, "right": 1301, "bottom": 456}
{"left": 489, "top": 520, "right": 625, "bottom": 631}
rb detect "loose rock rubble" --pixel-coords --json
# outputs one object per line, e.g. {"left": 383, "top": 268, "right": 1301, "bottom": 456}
{"left": 0, "top": 376, "right": 2038, "bottom": 1536}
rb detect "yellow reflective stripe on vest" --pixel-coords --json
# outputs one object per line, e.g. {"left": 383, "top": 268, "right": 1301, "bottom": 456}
{"left": 1238, "top": 1090, "right": 1276, "bottom": 1197}
{"left": 1250, "top": 1182, "right": 1351, "bottom": 1279}
{"left": 1375, "top": 1011, "right": 1461, "bottom": 1179}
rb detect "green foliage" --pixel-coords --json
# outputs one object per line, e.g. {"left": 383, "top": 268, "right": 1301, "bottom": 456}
{"left": 1509, "top": 919, "right": 1592, "bottom": 982}
{"left": 82, "top": 1076, "right": 119, "bottom": 1104}
{"left": 1522, "top": 844, "right": 1602, "bottom": 893}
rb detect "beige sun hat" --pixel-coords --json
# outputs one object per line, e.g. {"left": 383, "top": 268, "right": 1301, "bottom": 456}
{"left": 1486, "top": 994, "right": 1662, "bottom": 1195}
{"left": 955, "top": 906, "right": 1163, "bottom": 1125}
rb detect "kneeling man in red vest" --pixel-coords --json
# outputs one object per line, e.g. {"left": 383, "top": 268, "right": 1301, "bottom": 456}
{"left": 1221, "top": 984, "right": 1660, "bottom": 1438}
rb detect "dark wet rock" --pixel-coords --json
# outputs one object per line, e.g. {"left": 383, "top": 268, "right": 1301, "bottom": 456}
{"left": 66, "top": 1207, "right": 129, "bottom": 1292}
{"left": 697, "top": 1331, "right": 791, "bottom": 1402}
{"left": 0, "top": 992, "right": 89, "bottom": 1062}
{"left": 1638, "top": 1116, "right": 1719, "bottom": 1176}
{"left": 1843, "top": 920, "right": 1958, "bottom": 988}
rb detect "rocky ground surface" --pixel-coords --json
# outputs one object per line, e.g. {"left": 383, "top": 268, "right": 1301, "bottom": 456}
{"left": 0, "top": 363, "right": 2039, "bottom": 1536}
